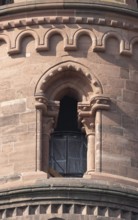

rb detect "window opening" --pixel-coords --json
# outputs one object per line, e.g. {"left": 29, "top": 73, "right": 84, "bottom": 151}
{"left": 55, "top": 96, "right": 80, "bottom": 132}
{"left": 0, "top": 0, "right": 13, "bottom": 5}
{"left": 49, "top": 95, "right": 87, "bottom": 177}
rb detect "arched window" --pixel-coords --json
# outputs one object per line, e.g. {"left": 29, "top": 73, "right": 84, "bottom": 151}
{"left": 49, "top": 95, "right": 87, "bottom": 177}
{"left": 35, "top": 62, "right": 110, "bottom": 178}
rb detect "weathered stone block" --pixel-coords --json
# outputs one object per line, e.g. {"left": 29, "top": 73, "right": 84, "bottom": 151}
{"left": 0, "top": 99, "right": 26, "bottom": 116}
{"left": 102, "top": 111, "right": 121, "bottom": 126}
{"left": 125, "top": 80, "right": 138, "bottom": 92}
{"left": 122, "top": 115, "right": 136, "bottom": 130}
{"left": 0, "top": 115, "right": 19, "bottom": 127}
{"left": 20, "top": 111, "right": 36, "bottom": 123}
{"left": 120, "top": 68, "right": 129, "bottom": 79}
{"left": 123, "top": 90, "right": 138, "bottom": 104}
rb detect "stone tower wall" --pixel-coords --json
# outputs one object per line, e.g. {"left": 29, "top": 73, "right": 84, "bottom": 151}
{"left": 0, "top": 0, "right": 138, "bottom": 180}
{"left": 0, "top": 1, "right": 137, "bottom": 220}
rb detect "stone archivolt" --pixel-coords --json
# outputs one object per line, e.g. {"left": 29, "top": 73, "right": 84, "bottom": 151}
{"left": 35, "top": 61, "right": 102, "bottom": 100}
{"left": 0, "top": 25, "right": 137, "bottom": 56}
{"left": 34, "top": 61, "right": 111, "bottom": 174}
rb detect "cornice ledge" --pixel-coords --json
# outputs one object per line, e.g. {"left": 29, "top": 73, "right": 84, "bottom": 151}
{"left": 0, "top": 1, "right": 137, "bottom": 18}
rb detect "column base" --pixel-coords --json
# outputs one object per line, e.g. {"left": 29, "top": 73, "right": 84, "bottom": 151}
{"left": 83, "top": 170, "right": 95, "bottom": 178}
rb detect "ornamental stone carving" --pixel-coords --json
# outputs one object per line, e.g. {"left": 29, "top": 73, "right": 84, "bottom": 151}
{"left": 78, "top": 96, "right": 111, "bottom": 174}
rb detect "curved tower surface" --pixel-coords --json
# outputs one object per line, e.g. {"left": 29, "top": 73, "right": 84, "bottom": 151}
{"left": 0, "top": 0, "right": 137, "bottom": 219}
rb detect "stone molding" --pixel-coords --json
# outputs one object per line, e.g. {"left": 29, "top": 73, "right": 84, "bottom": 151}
{"left": 0, "top": 204, "right": 137, "bottom": 220}
{"left": 0, "top": 0, "right": 138, "bottom": 17}
{"left": 0, "top": 175, "right": 137, "bottom": 219}
{"left": 35, "top": 61, "right": 102, "bottom": 100}
{"left": 1, "top": 16, "right": 138, "bottom": 33}
{"left": 0, "top": 25, "right": 137, "bottom": 56}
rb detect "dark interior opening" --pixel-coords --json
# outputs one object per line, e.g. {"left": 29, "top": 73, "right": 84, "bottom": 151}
{"left": 49, "top": 95, "right": 87, "bottom": 177}
{"left": 55, "top": 95, "right": 80, "bottom": 132}
{"left": 1, "top": 0, "right": 13, "bottom": 5}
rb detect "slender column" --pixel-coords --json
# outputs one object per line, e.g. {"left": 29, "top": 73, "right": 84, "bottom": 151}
{"left": 35, "top": 96, "right": 59, "bottom": 175}
{"left": 36, "top": 109, "right": 43, "bottom": 171}
{"left": 42, "top": 117, "right": 54, "bottom": 172}
{"left": 95, "top": 110, "right": 102, "bottom": 172}
{"left": 78, "top": 96, "right": 111, "bottom": 177}
{"left": 35, "top": 95, "right": 48, "bottom": 172}
{"left": 87, "top": 132, "right": 95, "bottom": 172}
{"left": 81, "top": 118, "right": 95, "bottom": 174}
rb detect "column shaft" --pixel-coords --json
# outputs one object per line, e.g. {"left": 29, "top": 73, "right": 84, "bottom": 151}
{"left": 36, "top": 109, "right": 42, "bottom": 171}
{"left": 87, "top": 133, "right": 95, "bottom": 173}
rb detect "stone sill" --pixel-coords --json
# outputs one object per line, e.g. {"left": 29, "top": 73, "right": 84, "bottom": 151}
{"left": 0, "top": 171, "right": 137, "bottom": 193}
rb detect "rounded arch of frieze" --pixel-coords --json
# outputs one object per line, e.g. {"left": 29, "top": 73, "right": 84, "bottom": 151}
{"left": 129, "top": 36, "right": 138, "bottom": 53}
{"left": 101, "top": 31, "right": 125, "bottom": 54}
{"left": 71, "top": 28, "right": 96, "bottom": 49}
{"left": 0, "top": 34, "right": 10, "bottom": 50}
{"left": 35, "top": 60, "right": 103, "bottom": 102}
{"left": 43, "top": 28, "right": 68, "bottom": 50}
{"left": 9, "top": 29, "right": 40, "bottom": 54}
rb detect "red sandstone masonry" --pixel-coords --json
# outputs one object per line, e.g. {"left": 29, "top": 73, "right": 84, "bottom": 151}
{"left": 0, "top": 0, "right": 137, "bottom": 181}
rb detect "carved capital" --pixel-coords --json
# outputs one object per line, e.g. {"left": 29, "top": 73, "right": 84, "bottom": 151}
{"left": 81, "top": 117, "right": 95, "bottom": 136}
{"left": 42, "top": 117, "right": 55, "bottom": 136}
{"left": 35, "top": 95, "right": 60, "bottom": 123}
{"left": 78, "top": 95, "right": 110, "bottom": 135}
{"left": 35, "top": 96, "right": 60, "bottom": 134}
{"left": 47, "top": 101, "right": 60, "bottom": 117}
{"left": 78, "top": 102, "right": 94, "bottom": 135}
{"left": 35, "top": 95, "right": 48, "bottom": 114}
{"left": 90, "top": 95, "right": 111, "bottom": 116}
{"left": 78, "top": 95, "right": 110, "bottom": 118}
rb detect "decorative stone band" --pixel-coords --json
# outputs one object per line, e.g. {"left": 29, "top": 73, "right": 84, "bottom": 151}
{"left": 0, "top": 16, "right": 138, "bottom": 33}
{"left": 0, "top": 204, "right": 137, "bottom": 219}
{"left": 0, "top": 18, "right": 137, "bottom": 56}
{"left": 0, "top": 177, "right": 137, "bottom": 220}
{"left": 1, "top": 25, "right": 137, "bottom": 57}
